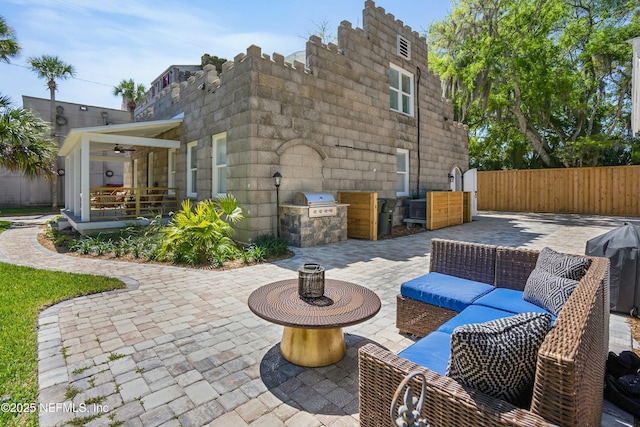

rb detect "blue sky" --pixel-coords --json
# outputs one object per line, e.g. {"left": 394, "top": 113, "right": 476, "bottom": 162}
{"left": 1, "top": 1, "right": 452, "bottom": 110}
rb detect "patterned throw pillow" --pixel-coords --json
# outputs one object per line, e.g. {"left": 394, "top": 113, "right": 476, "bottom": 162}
{"left": 522, "top": 247, "right": 589, "bottom": 315}
{"left": 446, "top": 312, "right": 552, "bottom": 406}
{"left": 523, "top": 268, "right": 579, "bottom": 316}
{"left": 535, "top": 247, "right": 591, "bottom": 280}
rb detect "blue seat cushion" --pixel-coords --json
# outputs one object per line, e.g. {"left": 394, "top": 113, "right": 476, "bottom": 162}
{"left": 400, "top": 272, "right": 494, "bottom": 312}
{"left": 437, "top": 305, "right": 517, "bottom": 334}
{"left": 397, "top": 331, "right": 451, "bottom": 376}
{"left": 473, "top": 288, "right": 555, "bottom": 319}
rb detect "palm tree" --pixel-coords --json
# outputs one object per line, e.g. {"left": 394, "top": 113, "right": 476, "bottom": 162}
{"left": 0, "top": 94, "right": 57, "bottom": 179}
{"left": 113, "top": 79, "right": 146, "bottom": 122}
{"left": 27, "top": 54, "right": 75, "bottom": 208}
{"left": 27, "top": 55, "right": 76, "bottom": 131}
{"left": 0, "top": 16, "right": 20, "bottom": 62}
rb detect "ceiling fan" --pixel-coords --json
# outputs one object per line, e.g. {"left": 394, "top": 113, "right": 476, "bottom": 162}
{"left": 113, "top": 144, "right": 136, "bottom": 154}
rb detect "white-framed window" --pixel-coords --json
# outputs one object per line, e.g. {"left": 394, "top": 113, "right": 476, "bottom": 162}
{"left": 186, "top": 141, "right": 198, "bottom": 197}
{"left": 390, "top": 63, "right": 414, "bottom": 116}
{"left": 168, "top": 148, "right": 176, "bottom": 194}
{"left": 212, "top": 132, "right": 227, "bottom": 196}
{"left": 397, "top": 35, "right": 411, "bottom": 59}
{"left": 397, "top": 148, "right": 409, "bottom": 196}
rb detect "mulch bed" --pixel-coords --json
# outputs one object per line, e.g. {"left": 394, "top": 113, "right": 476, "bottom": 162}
{"left": 36, "top": 223, "right": 426, "bottom": 270}
{"left": 381, "top": 224, "right": 427, "bottom": 239}
{"left": 36, "top": 226, "right": 293, "bottom": 270}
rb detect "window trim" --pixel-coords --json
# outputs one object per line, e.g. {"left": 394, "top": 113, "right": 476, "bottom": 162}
{"left": 211, "top": 132, "right": 227, "bottom": 197}
{"left": 390, "top": 63, "right": 414, "bottom": 117}
{"left": 186, "top": 141, "right": 198, "bottom": 198}
{"left": 167, "top": 148, "right": 176, "bottom": 194}
{"left": 397, "top": 148, "right": 409, "bottom": 197}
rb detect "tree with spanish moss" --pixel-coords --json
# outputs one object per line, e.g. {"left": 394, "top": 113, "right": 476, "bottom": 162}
{"left": 429, "top": 0, "right": 639, "bottom": 169}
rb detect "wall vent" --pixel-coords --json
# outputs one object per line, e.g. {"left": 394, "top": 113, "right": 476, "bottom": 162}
{"left": 397, "top": 35, "right": 411, "bottom": 59}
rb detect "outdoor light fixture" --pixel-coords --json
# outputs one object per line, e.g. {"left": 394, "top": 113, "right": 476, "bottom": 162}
{"left": 273, "top": 171, "right": 282, "bottom": 237}
{"left": 113, "top": 144, "right": 135, "bottom": 154}
{"left": 448, "top": 173, "right": 454, "bottom": 183}
{"left": 57, "top": 168, "right": 65, "bottom": 176}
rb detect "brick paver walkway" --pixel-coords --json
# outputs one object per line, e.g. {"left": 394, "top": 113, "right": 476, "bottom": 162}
{"left": 0, "top": 212, "right": 636, "bottom": 426}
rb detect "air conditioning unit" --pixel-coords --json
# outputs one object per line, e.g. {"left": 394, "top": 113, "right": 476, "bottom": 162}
{"left": 409, "top": 198, "right": 427, "bottom": 219}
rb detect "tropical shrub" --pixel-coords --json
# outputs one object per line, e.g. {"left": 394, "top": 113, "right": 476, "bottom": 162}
{"left": 254, "top": 235, "right": 289, "bottom": 257}
{"left": 159, "top": 196, "right": 244, "bottom": 265}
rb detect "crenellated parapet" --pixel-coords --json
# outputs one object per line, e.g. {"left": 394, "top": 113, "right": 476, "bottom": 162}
{"left": 363, "top": 0, "right": 425, "bottom": 43}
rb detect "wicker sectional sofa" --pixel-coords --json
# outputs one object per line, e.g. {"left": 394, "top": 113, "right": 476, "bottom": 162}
{"left": 359, "top": 238, "right": 610, "bottom": 427}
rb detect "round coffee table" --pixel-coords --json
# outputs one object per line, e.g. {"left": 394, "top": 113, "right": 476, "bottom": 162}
{"left": 248, "top": 279, "right": 381, "bottom": 367}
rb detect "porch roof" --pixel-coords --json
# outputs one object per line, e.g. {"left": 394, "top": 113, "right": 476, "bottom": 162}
{"left": 59, "top": 118, "right": 183, "bottom": 224}
{"left": 59, "top": 118, "right": 183, "bottom": 156}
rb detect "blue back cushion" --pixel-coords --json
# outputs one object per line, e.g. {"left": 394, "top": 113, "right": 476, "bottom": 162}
{"left": 400, "top": 272, "right": 494, "bottom": 312}
{"left": 437, "top": 305, "right": 516, "bottom": 334}
{"left": 473, "top": 288, "right": 555, "bottom": 319}
{"left": 398, "top": 331, "right": 452, "bottom": 376}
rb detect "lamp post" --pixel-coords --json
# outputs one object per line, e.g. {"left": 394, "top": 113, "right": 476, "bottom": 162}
{"left": 273, "top": 171, "right": 282, "bottom": 237}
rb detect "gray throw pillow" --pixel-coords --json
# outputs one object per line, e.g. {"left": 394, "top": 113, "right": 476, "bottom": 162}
{"left": 535, "top": 247, "right": 591, "bottom": 280}
{"left": 523, "top": 268, "right": 580, "bottom": 315}
{"left": 446, "top": 312, "right": 552, "bottom": 406}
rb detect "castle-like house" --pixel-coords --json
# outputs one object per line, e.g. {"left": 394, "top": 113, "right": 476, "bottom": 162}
{"left": 60, "top": 1, "right": 469, "bottom": 242}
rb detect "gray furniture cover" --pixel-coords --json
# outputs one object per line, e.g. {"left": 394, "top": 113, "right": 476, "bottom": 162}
{"left": 586, "top": 223, "right": 640, "bottom": 315}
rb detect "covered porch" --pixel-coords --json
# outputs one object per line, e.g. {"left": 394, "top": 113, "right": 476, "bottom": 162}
{"left": 58, "top": 119, "right": 182, "bottom": 234}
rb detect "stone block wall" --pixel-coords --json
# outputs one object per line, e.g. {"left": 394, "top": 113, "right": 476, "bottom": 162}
{"left": 280, "top": 205, "right": 348, "bottom": 248}
{"left": 139, "top": 1, "right": 469, "bottom": 243}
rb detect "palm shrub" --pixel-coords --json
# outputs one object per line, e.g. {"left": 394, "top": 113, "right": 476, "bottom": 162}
{"left": 159, "top": 196, "right": 244, "bottom": 265}
{"left": 254, "top": 234, "right": 289, "bottom": 257}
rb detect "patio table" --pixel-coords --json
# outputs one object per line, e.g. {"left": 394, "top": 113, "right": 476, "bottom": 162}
{"left": 248, "top": 279, "right": 381, "bottom": 367}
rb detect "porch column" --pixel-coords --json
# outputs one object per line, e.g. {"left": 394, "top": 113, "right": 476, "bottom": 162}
{"left": 72, "top": 147, "right": 81, "bottom": 216}
{"left": 64, "top": 155, "right": 71, "bottom": 210}
{"left": 80, "top": 136, "right": 91, "bottom": 222}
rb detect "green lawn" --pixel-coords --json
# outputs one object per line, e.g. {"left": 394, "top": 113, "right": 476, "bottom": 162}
{"left": 0, "top": 207, "right": 59, "bottom": 216}
{"left": 0, "top": 223, "right": 125, "bottom": 426}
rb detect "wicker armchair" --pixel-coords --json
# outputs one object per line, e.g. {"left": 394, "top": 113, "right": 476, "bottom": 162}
{"left": 360, "top": 239, "right": 610, "bottom": 427}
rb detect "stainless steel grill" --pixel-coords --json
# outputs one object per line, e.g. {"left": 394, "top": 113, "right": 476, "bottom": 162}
{"left": 293, "top": 192, "right": 337, "bottom": 218}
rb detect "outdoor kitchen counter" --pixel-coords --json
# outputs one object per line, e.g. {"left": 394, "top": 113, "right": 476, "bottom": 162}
{"left": 279, "top": 203, "right": 349, "bottom": 218}
{"left": 278, "top": 203, "right": 350, "bottom": 248}
{"left": 248, "top": 279, "right": 381, "bottom": 367}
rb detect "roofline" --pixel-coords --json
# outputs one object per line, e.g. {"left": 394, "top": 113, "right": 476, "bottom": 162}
{"left": 21, "top": 95, "right": 127, "bottom": 113}
{"left": 59, "top": 118, "right": 183, "bottom": 156}
{"left": 149, "top": 64, "right": 201, "bottom": 84}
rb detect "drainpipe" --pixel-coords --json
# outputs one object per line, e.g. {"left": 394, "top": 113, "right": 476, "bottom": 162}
{"left": 416, "top": 67, "right": 422, "bottom": 194}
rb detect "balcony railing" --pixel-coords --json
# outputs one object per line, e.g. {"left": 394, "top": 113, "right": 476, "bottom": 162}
{"left": 89, "top": 187, "right": 179, "bottom": 221}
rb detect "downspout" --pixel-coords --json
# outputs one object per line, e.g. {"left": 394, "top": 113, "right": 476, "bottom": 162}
{"left": 416, "top": 66, "right": 422, "bottom": 194}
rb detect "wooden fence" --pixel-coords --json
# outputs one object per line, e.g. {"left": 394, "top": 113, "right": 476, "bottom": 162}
{"left": 426, "top": 191, "right": 465, "bottom": 230}
{"left": 477, "top": 166, "right": 640, "bottom": 216}
{"left": 338, "top": 191, "right": 378, "bottom": 240}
